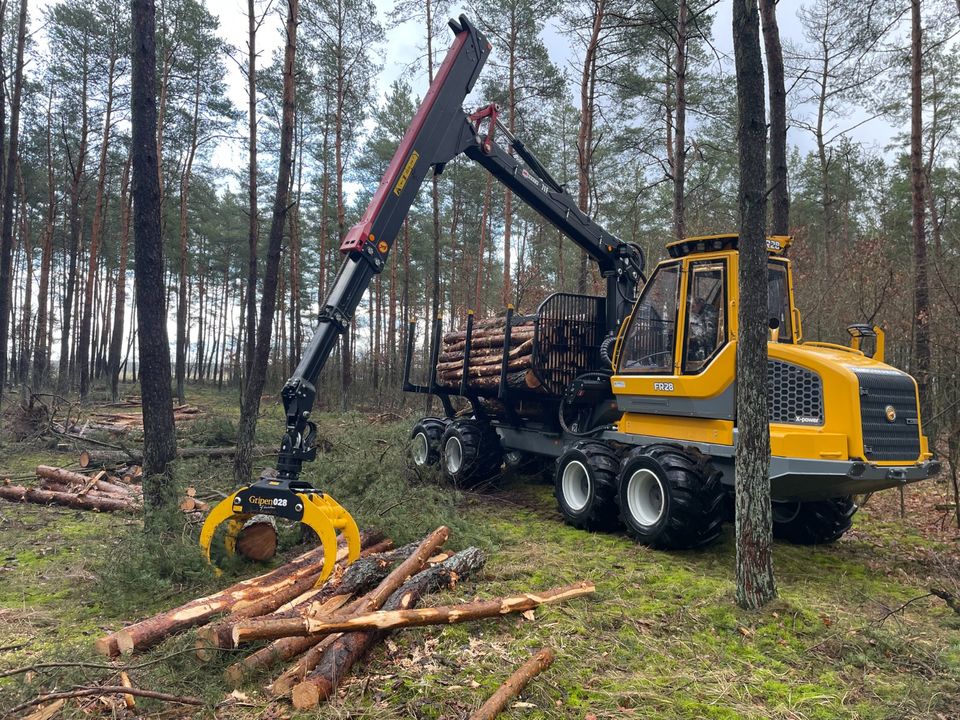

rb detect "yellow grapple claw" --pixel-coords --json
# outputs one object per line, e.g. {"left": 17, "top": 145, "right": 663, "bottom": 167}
{"left": 198, "top": 479, "right": 359, "bottom": 582}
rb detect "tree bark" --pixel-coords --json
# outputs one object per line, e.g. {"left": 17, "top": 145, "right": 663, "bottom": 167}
{"left": 108, "top": 156, "right": 133, "bottom": 402}
{"left": 131, "top": 0, "right": 177, "bottom": 497}
{"left": 733, "top": 0, "right": 776, "bottom": 611}
{"left": 576, "top": 0, "right": 604, "bottom": 293}
{"left": 760, "top": 0, "right": 789, "bottom": 236}
{"left": 265, "top": 527, "right": 449, "bottom": 696}
{"left": 32, "top": 86, "right": 56, "bottom": 388}
{"left": 234, "top": 0, "right": 299, "bottom": 486}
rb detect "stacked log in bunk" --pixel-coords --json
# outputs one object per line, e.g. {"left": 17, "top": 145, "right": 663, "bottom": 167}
{"left": 436, "top": 315, "right": 542, "bottom": 391}
{"left": 92, "top": 526, "right": 594, "bottom": 713}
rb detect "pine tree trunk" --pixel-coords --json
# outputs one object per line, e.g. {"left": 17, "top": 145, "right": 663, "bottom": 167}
{"left": 131, "top": 0, "right": 177, "bottom": 501}
{"left": 79, "top": 49, "right": 117, "bottom": 399}
{"left": 910, "top": 0, "right": 931, "bottom": 425}
{"left": 733, "top": 0, "right": 776, "bottom": 611}
{"left": 244, "top": 0, "right": 259, "bottom": 389}
{"left": 672, "top": 0, "right": 687, "bottom": 241}
{"left": 234, "top": 0, "right": 299, "bottom": 486}
{"left": 760, "top": 0, "right": 788, "bottom": 236}
{"left": 59, "top": 42, "right": 90, "bottom": 392}
{"left": 0, "top": 0, "right": 26, "bottom": 398}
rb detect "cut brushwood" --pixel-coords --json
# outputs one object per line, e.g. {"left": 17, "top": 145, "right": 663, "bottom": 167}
{"left": 468, "top": 647, "right": 555, "bottom": 720}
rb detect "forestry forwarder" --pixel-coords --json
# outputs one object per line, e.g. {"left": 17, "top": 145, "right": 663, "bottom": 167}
{"left": 200, "top": 16, "right": 940, "bottom": 577}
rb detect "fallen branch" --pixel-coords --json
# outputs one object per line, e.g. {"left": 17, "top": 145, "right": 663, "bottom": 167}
{"left": 931, "top": 587, "right": 960, "bottom": 615}
{"left": 468, "top": 647, "right": 555, "bottom": 720}
{"left": 6, "top": 686, "right": 202, "bottom": 715}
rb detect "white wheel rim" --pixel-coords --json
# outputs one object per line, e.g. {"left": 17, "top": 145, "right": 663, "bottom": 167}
{"left": 412, "top": 432, "right": 429, "bottom": 466}
{"left": 626, "top": 468, "right": 665, "bottom": 527}
{"left": 445, "top": 436, "right": 464, "bottom": 474}
{"left": 561, "top": 460, "right": 591, "bottom": 512}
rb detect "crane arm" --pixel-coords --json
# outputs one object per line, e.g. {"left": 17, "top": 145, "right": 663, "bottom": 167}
{"left": 273, "top": 14, "right": 642, "bottom": 486}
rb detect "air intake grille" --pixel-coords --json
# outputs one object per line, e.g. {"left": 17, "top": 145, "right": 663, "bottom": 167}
{"left": 767, "top": 360, "right": 823, "bottom": 424}
{"left": 855, "top": 369, "right": 921, "bottom": 462}
{"left": 532, "top": 293, "right": 606, "bottom": 395}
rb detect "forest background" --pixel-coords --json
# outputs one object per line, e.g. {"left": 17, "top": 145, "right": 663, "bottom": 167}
{"left": 0, "top": 0, "right": 957, "bottom": 455}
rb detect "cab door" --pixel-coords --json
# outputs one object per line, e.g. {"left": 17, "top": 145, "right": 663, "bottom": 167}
{"left": 611, "top": 254, "right": 736, "bottom": 446}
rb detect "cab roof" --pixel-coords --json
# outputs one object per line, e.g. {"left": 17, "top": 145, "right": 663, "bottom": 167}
{"left": 665, "top": 233, "right": 792, "bottom": 259}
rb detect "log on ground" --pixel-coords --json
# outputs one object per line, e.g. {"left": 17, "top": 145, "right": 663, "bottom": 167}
{"left": 468, "top": 647, "right": 555, "bottom": 720}
{"left": 0, "top": 484, "right": 138, "bottom": 514}
{"left": 290, "top": 547, "right": 487, "bottom": 709}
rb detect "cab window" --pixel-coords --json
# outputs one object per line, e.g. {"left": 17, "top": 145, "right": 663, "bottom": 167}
{"left": 683, "top": 261, "right": 726, "bottom": 372}
{"left": 619, "top": 263, "right": 679, "bottom": 373}
{"left": 768, "top": 262, "right": 793, "bottom": 342}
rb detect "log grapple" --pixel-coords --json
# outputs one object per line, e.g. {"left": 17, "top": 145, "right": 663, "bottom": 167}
{"left": 199, "top": 477, "right": 360, "bottom": 581}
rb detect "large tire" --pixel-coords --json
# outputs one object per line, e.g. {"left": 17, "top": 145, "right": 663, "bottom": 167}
{"left": 554, "top": 441, "right": 619, "bottom": 530}
{"left": 772, "top": 497, "right": 857, "bottom": 545}
{"left": 409, "top": 417, "right": 447, "bottom": 468}
{"left": 440, "top": 419, "right": 502, "bottom": 487}
{"left": 617, "top": 444, "right": 724, "bottom": 549}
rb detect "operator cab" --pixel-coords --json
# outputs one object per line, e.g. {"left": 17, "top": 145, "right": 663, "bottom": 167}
{"left": 617, "top": 233, "right": 797, "bottom": 377}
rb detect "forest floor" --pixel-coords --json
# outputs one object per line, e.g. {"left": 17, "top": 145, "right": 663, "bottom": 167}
{"left": 0, "top": 385, "right": 959, "bottom": 719}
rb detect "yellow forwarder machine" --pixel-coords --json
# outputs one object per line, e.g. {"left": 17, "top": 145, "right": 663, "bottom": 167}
{"left": 200, "top": 16, "right": 939, "bottom": 577}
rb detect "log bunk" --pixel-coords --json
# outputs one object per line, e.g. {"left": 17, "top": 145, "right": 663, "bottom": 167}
{"left": 404, "top": 297, "right": 606, "bottom": 426}
{"left": 84, "top": 526, "right": 593, "bottom": 714}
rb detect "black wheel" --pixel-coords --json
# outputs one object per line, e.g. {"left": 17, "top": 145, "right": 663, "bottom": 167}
{"left": 617, "top": 444, "right": 724, "bottom": 549}
{"left": 554, "top": 441, "right": 619, "bottom": 530}
{"left": 772, "top": 497, "right": 857, "bottom": 545}
{"left": 440, "top": 418, "right": 502, "bottom": 486}
{"left": 409, "top": 417, "right": 447, "bottom": 468}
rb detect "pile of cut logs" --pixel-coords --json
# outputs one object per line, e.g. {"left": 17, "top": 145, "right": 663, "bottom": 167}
{"left": 436, "top": 315, "right": 541, "bottom": 390}
{"left": 92, "top": 526, "right": 594, "bottom": 713}
{"left": 0, "top": 465, "right": 143, "bottom": 514}
{"left": 66, "top": 403, "right": 202, "bottom": 435}
{"left": 0, "top": 455, "right": 208, "bottom": 521}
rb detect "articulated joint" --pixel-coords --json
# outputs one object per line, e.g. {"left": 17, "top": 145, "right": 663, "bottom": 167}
{"left": 276, "top": 378, "right": 318, "bottom": 480}
{"left": 318, "top": 306, "right": 350, "bottom": 333}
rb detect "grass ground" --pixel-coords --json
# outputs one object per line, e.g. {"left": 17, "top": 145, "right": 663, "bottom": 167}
{"left": 0, "top": 384, "right": 959, "bottom": 719}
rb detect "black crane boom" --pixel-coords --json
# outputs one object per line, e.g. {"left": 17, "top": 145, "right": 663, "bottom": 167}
{"left": 272, "top": 15, "right": 642, "bottom": 486}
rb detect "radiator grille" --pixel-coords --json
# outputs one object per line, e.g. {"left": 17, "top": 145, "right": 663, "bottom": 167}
{"left": 767, "top": 360, "right": 823, "bottom": 424}
{"left": 855, "top": 369, "right": 921, "bottom": 462}
{"left": 532, "top": 294, "right": 606, "bottom": 395}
